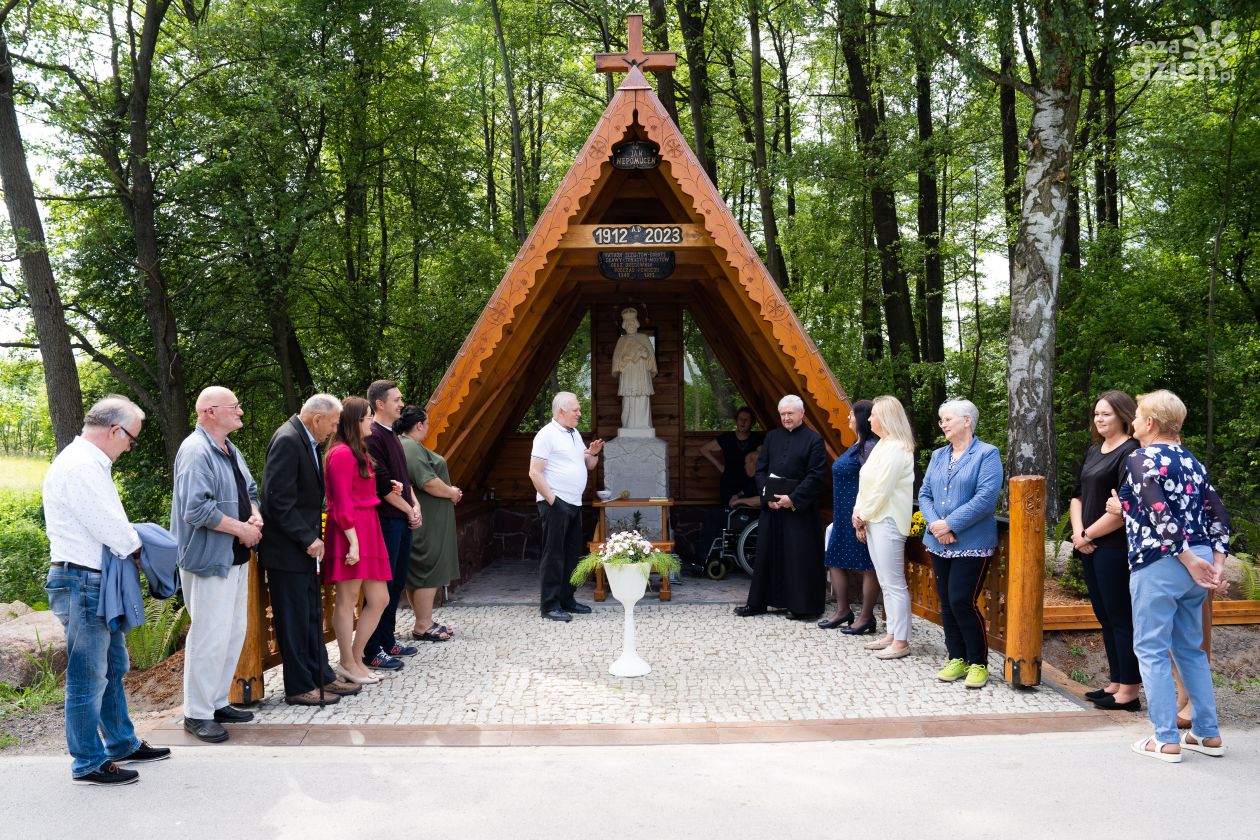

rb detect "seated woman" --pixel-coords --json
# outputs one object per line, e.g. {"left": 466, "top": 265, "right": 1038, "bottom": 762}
{"left": 395, "top": 406, "right": 461, "bottom": 643}
{"left": 696, "top": 449, "right": 761, "bottom": 567}
{"left": 701, "top": 407, "right": 764, "bottom": 507}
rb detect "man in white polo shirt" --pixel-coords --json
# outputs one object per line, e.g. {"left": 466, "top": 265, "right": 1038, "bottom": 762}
{"left": 529, "top": 391, "right": 603, "bottom": 621}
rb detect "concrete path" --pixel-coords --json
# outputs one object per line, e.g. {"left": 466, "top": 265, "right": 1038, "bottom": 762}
{"left": 3, "top": 725, "right": 1255, "bottom": 838}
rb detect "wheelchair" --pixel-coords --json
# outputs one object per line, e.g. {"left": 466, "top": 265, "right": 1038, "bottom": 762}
{"left": 702, "top": 506, "right": 759, "bottom": 580}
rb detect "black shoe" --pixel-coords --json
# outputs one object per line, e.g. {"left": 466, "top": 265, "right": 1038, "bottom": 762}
{"left": 562, "top": 601, "right": 593, "bottom": 614}
{"left": 541, "top": 608, "right": 573, "bottom": 622}
{"left": 213, "top": 705, "right": 254, "bottom": 723}
{"left": 817, "top": 611, "right": 855, "bottom": 629}
{"left": 116, "top": 740, "right": 171, "bottom": 764}
{"left": 364, "top": 650, "right": 405, "bottom": 670}
{"left": 733, "top": 605, "right": 767, "bottom": 617}
{"left": 388, "top": 642, "right": 420, "bottom": 657}
{"left": 183, "top": 718, "right": 229, "bottom": 743}
{"left": 1084, "top": 688, "right": 1113, "bottom": 701}
{"left": 73, "top": 761, "right": 139, "bottom": 786}
{"left": 841, "top": 617, "right": 877, "bottom": 635}
{"left": 1093, "top": 694, "right": 1142, "bottom": 712}
{"left": 785, "top": 611, "right": 820, "bottom": 621}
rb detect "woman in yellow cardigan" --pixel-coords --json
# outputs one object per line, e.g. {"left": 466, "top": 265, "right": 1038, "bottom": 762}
{"left": 851, "top": 396, "right": 916, "bottom": 660}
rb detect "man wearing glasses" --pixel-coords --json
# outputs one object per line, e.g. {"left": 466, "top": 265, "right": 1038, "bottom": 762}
{"left": 44, "top": 395, "right": 171, "bottom": 785}
{"left": 171, "top": 386, "right": 263, "bottom": 742}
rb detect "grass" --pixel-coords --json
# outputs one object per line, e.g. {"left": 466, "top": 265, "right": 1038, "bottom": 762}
{"left": 0, "top": 642, "right": 64, "bottom": 717}
{"left": 0, "top": 733, "right": 16, "bottom": 750}
{"left": 1069, "top": 668, "right": 1091, "bottom": 684}
{"left": 0, "top": 454, "right": 50, "bottom": 494}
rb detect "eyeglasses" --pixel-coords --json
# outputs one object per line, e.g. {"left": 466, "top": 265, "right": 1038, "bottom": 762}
{"left": 114, "top": 425, "right": 139, "bottom": 450}
{"left": 208, "top": 403, "right": 243, "bottom": 412}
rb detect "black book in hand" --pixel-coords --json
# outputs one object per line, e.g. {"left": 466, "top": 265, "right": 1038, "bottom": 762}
{"left": 764, "top": 476, "right": 799, "bottom": 498}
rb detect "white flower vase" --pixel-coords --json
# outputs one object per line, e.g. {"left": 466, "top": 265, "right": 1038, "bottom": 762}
{"left": 604, "top": 562, "right": 651, "bottom": 677}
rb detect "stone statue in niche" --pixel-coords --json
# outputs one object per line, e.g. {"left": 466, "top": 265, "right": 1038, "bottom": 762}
{"left": 611, "top": 306, "right": 657, "bottom": 434}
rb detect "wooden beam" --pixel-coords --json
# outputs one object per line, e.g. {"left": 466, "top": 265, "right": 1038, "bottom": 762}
{"left": 1005, "top": 476, "right": 1046, "bottom": 687}
{"left": 556, "top": 224, "right": 714, "bottom": 250}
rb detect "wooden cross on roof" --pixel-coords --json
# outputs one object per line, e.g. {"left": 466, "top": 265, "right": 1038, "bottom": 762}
{"left": 594, "top": 13, "right": 677, "bottom": 74}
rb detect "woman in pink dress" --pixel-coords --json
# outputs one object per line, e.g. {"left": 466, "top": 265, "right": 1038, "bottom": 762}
{"left": 324, "top": 396, "right": 394, "bottom": 683}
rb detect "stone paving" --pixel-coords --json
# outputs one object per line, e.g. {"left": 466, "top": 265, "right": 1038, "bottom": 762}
{"left": 244, "top": 601, "right": 1081, "bottom": 727}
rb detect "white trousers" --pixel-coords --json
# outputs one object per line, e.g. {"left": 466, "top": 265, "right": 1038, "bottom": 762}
{"left": 182, "top": 563, "right": 248, "bottom": 719}
{"left": 867, "top": 518, "right": 911, "bottom": 641}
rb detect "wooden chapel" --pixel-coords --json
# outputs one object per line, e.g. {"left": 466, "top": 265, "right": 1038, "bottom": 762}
{"left": 423, "top": 15, "right": 855, "bottom": 575}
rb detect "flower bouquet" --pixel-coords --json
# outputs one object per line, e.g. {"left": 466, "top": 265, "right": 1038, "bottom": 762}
{"left": 570, "top": 529, "right": 680, "bottom": 585}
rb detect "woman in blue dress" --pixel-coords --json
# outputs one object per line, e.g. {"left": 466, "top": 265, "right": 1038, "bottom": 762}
{"left": 818, "top": 400, "right": 880, "bottom": 632}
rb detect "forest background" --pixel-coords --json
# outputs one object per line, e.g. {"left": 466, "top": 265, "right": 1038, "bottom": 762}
{"left": 1, "top": 0, "right": 1257, "bottom": 536}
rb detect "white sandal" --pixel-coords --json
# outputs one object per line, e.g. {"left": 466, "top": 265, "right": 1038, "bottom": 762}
{"left": 1180, "top": 731, "right": 1225, "bottom": 757}
{"left": 1131, "top": 736, "right": 1182, "bottom": 763}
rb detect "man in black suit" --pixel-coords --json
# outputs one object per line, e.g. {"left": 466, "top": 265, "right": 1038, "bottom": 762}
{"left": 258, "top": 394, "right": 359, "bottom": 706}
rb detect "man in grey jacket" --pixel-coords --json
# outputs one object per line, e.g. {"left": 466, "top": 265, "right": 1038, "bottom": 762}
{"left": 172, "top": 386, "right": 263, "bottom": 742}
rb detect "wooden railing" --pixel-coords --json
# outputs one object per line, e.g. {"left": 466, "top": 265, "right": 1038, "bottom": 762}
{"left": 230, "top": 475, "right": 1051, "bottom": 700}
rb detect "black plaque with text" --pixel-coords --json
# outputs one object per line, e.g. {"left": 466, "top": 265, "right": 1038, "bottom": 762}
{"left": 611, "top": 140, "right": 660, "bottom": 170}
{"left": 598, "top": 251, "right": 675, "bottom": 280}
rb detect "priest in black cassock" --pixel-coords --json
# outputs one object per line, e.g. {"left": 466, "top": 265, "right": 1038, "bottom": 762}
{"left": 735, "top": 395, "right": 828, "bottom": 619}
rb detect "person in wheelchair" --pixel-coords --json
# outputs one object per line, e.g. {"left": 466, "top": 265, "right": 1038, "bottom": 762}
{"left": 695, "top": 449, "right": 761, "bottom": 579}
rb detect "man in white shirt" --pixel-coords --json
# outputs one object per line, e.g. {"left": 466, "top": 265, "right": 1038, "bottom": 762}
{"left": 528, "top": 392, "right": 603, "bottom": 621}
{"left": 44, "top": 395, "right": 171, "bottom": 786}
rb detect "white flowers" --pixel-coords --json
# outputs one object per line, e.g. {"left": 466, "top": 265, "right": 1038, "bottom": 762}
{"left": 601, "top": 529, "right": 655, "bottom": 563}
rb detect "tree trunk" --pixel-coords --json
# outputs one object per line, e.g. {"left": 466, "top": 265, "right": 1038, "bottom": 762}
{"left": 838, "top": 10, "right": 918, "bottom": 404}
{"left": 1008, "top": 83, "right": 1080, "bottom": 519}
{"left": 489, "top": 0, "right": 526, "bottom": 241}
{"left": 647, "top": 0, "right": 681, "bottom": 127}
{"left": 675, "top": 0, "right": 718, "bottom": 185}
{"left": 997, "top": 11, "right": 1020, "bottom": 268}
{"left": 747, "top": 1, "right": 787, "bottom": 286}
{"left": 128, "top": 0, "right": 187, "bottom": 468}
{"left": 478, "top": 50, "right": 499, "bottom": 234}
{"left": 0, "top": 23, "right": 83, "bottom": 451}
{"left": 915, "top": 52, "right": 946, "bottom": 418}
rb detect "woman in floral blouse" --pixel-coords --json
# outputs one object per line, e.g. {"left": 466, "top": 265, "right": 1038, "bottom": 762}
{"left": 1116, "top": 390, "right": 1229, "bottom": 763}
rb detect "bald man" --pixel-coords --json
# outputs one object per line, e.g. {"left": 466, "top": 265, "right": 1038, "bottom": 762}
{"left": 171, "top": 386, "right": 262, "bottom": 743}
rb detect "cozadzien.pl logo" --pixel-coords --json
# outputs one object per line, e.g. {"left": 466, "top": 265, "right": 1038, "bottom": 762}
{"left": 1130, "top": 21, "right": 1239, "bottom": 83}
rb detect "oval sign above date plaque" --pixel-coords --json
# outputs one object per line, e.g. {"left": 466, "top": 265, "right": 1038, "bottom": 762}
{"left": 591, "top": 224, "right": 683, "bottom": 246}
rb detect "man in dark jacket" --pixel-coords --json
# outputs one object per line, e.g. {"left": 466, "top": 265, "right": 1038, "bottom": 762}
{"left": 259, "top": 394, "right": 360, "bottom": 706}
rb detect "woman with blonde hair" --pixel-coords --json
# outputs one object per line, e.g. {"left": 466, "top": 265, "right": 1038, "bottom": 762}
{"left": 1116, "top": 389, "right": 1228, "bottom": 762}
{"left": 851, "top": 396, "right": 916, "bottom": 659}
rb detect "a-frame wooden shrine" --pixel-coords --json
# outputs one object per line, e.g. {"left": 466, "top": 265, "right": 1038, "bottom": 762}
{"left": 425, "top": 15, "right": 853, "bottom": 516}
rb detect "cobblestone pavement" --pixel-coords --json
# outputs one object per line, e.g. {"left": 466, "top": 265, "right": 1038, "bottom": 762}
{"left": 245, "top": 603, "right": 1080, "bottom": 726}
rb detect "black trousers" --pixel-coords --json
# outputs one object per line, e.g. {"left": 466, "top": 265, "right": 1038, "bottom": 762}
{"left": 265, "top": 567, "right": 335, "bottom": 697}
{"left": 538, "top": 499, "right": 583, "bottom": 613}
{"left": 1081, "top": 545, "right": 1141, "bottom": 684}
{"left": 367, "top": 517, "right": 413, "bottom": 657}
{"left": 931, "top": 553, "right": 993, "bottom": 665}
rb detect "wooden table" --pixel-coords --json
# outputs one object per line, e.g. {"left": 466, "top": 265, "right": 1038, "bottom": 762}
{"left": 589, "top": 498, "right": 673, "bottom": 602}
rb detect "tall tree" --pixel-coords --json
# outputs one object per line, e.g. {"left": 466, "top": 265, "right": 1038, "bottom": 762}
{"left": 0, "top": 2, "right": 82, "bottom": 450}
{"left": 676, "top": 0, "right": 718, "bottom": 184}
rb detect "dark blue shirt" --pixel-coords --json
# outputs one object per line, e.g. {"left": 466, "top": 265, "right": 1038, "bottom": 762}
{"left": 1118, "top": 443, "right": 1230, "bottom": 573}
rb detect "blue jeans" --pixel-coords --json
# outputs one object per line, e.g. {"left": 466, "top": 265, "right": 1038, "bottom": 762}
{"left": 45, "top": 566, "right": 141, "bottom": 778}
{"left": 1130, "top": 548, "right": 1220, "bottom": 745}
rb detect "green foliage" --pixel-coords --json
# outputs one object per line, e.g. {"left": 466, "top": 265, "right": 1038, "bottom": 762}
{"left": 0, "top": 455, "right": 50, "bottom": 495}
{"left": 126, "top": 597, "right": 190, "bottom": 670}
{"left": 0, "top": 361, "right": 53, "bottom": 456}
{"left": 0, "top": 491, "right": 50, "bottom": 607}
{"left": 1069, "top": 669, "right": 1091, "bottom": 685}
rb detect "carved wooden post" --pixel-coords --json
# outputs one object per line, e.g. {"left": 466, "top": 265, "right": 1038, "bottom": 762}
{"left": 1005, "top": 475, "right": 1045, "bottom": 686}
{"left": 230, "top": 552, "right": 266, "bottom": 704}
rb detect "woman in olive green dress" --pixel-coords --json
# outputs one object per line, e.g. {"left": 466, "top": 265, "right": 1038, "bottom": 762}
{"left": 395, "top": 407, "right": 461, "bottom": 642}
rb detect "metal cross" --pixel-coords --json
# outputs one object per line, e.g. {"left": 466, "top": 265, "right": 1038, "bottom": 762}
{"left": 594, "top": 13, "right": 677, "bottom": 74}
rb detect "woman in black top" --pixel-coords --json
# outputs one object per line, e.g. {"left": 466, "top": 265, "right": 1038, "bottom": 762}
{"left": 701, "top": 407, "right": 764, "bottom": 506}
{"left": 1069, "top": 390, "right": 1142, "bottom": 710}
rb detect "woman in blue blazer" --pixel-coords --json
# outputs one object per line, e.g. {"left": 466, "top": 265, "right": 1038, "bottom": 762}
{"left": 918, "top": 399, "right": 1003, "bottom": 689}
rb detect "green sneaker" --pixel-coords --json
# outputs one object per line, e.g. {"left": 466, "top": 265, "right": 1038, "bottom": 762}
{"left": 965, "top": 663, "right": 989, "bottom": 689}
{"left": 936, "top": 658, "right": 967, "bottom": 682}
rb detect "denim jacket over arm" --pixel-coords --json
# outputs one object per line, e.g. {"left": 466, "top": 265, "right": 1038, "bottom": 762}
{"left": 917, "top": 437, "right": 1003, "bottom": 554}
{"left": 170, "top": 425, "right": 259, "bottom": 578}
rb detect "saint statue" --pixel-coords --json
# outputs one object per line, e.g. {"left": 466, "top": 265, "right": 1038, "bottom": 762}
{"left": 611, "top": 307, "right": 657, "bottom": 432}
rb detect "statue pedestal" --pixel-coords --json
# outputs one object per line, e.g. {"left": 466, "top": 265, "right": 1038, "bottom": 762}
{"left": 602, "top": 435, "right": 668, "bottom": 535}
